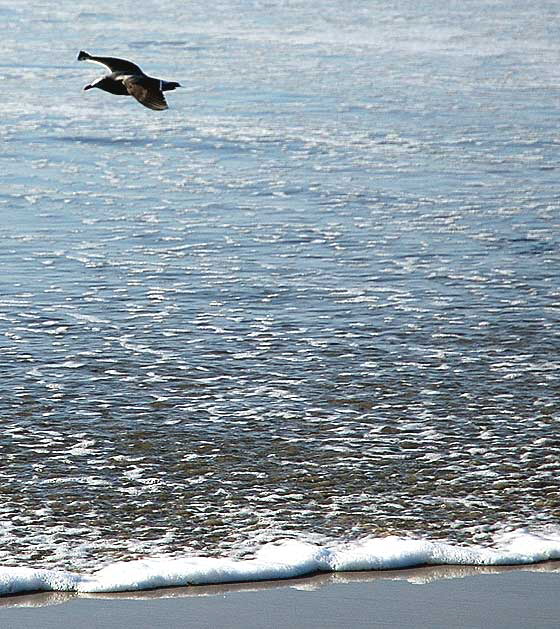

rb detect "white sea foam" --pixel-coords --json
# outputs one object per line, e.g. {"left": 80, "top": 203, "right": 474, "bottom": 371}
{"left": 1, "top": 530, "right": 559, "bottom": 597}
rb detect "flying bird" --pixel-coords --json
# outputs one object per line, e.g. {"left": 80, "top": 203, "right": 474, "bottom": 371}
{"left": 78, "top": 50, "right": 181, "bottom": 111}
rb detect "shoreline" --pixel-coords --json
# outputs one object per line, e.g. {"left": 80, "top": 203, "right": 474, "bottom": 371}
{"left": 2, "top": 562, "right": 560, "bottom": 628}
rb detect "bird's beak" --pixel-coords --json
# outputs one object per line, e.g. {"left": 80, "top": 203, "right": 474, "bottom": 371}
{"left": 83, "top": 84, "right": 93, "bottom": 91}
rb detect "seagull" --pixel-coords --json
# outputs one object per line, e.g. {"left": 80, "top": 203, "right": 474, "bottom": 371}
{"left": 78, "top": 50, "right": 181, "bottom": 111}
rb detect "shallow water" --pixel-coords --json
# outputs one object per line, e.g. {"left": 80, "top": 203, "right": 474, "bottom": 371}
{"left": 1, "top": 0, "right": 559, "bottom": 580}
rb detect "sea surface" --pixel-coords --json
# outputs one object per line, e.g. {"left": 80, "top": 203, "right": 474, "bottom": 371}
{"left": 1, "top": 0, "right": 560, "bottom": 596}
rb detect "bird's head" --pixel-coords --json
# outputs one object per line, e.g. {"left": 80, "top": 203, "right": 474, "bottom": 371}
{"left": 83, "top": 77, "right": 105, "bottom": 91}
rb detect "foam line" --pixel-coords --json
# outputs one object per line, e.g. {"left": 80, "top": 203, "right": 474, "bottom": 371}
{"left": 2, "top": 530, "right": 560, "bottom": 597}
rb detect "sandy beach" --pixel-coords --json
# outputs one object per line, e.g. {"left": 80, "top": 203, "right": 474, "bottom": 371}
{"left": 2, "top": 563, "right": 559, "bottom": 628}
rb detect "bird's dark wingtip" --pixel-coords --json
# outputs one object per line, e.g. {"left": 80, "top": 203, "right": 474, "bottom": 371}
{"left": 77, "top": 50, "right": 90, "bottom": 61}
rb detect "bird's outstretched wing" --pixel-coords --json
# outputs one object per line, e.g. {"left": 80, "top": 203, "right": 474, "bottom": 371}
{"left": 78, "top": 50, "right": 143, "bottom": 74}
{"left": 123, "top": 76, "right": 169, "bottom": 111}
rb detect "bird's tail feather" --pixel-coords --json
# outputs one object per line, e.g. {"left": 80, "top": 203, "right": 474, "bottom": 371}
{"left": 161, "top": 81, "right": 181, "bottom": 91}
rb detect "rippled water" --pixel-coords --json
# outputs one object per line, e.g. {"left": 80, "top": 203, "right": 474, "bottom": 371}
{"left": 1, "top": 0, "right": 559, "bottom": 571}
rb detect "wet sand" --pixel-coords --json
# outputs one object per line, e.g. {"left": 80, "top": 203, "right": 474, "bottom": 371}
{"left": 2, "top": 563, "right": 559, "bottom": 628}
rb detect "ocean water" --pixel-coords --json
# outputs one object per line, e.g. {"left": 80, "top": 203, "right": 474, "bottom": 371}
{"left": 1, "top": 0, "right": 560, "bottom": 597}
